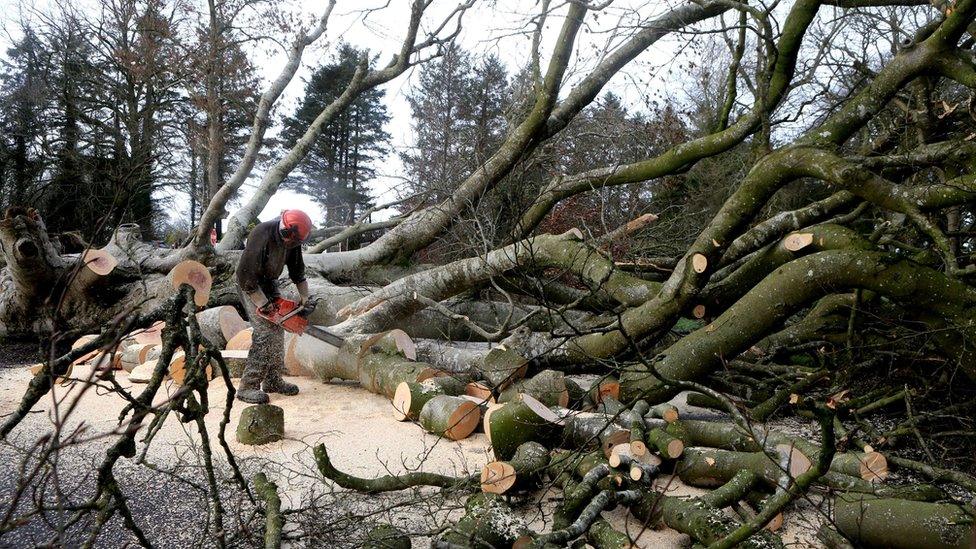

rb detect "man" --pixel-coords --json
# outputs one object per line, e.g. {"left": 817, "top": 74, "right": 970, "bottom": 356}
{"left": 235, "top": 209, "right": 313, "bottom": 404}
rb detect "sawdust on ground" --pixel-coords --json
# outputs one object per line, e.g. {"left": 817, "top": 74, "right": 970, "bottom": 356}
{"left": 0, "top": 360, "right": 824, "bottom": 547}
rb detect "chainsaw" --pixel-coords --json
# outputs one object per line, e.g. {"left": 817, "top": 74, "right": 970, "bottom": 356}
{"left": 257, "top": 297, "right": 346, "bottom": 347}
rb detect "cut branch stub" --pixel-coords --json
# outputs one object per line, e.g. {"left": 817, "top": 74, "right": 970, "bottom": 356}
{"left": 485, "top": 394, "right": 564, "bottom": 460}
{"left": 418, "top": 395, "right": 481, "bottom": 441}
{"left": 481, "top": 346, "right": 529, "bottom": 389}
{"left": 692, "top": 253, "right": 708, "bottom": 273}
{"left": 783, "top": 232, "right": 815, "bottom": 252}
{"left": 693, "top": 304, "right": 707, "bottom": 319}
{"left": 169, "top": 260, "right": 212, "bottom": 307}
{"left": 357, "top": 329, "right": 416, "bottom": 361}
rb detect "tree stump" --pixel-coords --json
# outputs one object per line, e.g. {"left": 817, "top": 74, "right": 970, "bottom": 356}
{"left": 237, "top": 404, "right": 284, "bottom": 445}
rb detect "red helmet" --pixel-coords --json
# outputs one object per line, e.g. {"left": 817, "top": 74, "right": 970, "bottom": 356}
{"left": 279, "top": 209, "right": 313, "bottom": 242}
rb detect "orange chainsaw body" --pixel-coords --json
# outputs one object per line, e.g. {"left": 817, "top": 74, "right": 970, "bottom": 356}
{"left": 259, "top": 297, "right": 310, "bottom": 334}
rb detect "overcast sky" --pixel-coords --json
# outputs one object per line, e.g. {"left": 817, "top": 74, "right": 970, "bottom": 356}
{"left": 1, "top": 0, "right": 702, "bottom": 227}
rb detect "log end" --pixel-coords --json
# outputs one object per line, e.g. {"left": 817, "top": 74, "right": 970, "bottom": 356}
{"left": 392, "top": 382, "right": 412, "bottom": 422}
{"left": 226, "top": 328, "right": 254, "bottom": 351}
{"left": 860, "top": 451, "right": 888, "bottom": 482}
{"left": 170, "top": 260, "right": 212, "bottom": 307}
{"left": 82, "top": 248, "right": 118, "bottom": 276}
{"left": 631, "top": 440, "right": 648, "bottom": 457}
{"left": 665, "top": 439, "right": 685, "bottom": 459}
{"left": 444, "top": 400, "right": 481, "bottom": 441}
{"left": 480, "top": 461, "right": 517, "bottom": 494}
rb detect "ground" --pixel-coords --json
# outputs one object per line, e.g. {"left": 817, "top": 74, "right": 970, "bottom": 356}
{"left": 0, "top": 343, "right": 825, "bottom": 547}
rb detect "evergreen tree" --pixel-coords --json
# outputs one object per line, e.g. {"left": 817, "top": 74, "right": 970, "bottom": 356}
{"left": 283, "top": 44, "right": 390, "bottom": 227}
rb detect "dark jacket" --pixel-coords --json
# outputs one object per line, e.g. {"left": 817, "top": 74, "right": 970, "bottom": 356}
{"left": 236, "top": 219, "right": 306, "bottom": 299}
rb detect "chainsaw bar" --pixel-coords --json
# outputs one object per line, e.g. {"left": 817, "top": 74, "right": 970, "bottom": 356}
{"left": 304, "top": 325, "right": 347, "bottom": 347}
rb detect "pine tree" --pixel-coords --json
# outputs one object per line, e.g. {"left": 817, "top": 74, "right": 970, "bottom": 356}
{"left": 282, "top": 43, "right": 390, "bottom": 227}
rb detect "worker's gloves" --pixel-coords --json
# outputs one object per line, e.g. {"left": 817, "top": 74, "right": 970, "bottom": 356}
{"left": 258, "top": 300, "right": 279, "bottom": 316}
{"left": 296, "top": 280, "right": 310, "bottom": 306}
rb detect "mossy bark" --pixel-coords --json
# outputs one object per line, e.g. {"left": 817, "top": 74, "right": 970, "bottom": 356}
{"left": 834, "top": 495, "right": 975, "bottom": 549}
{"left": 236, "top": 404, "right": 284, "bottom": 445}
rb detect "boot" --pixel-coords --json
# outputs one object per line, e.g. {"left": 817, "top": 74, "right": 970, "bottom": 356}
{"left": 237, "top": 362, "right": 270, "bottom": 404}
{"left": 263, "top": 362, "right": 299, "bottom": 396}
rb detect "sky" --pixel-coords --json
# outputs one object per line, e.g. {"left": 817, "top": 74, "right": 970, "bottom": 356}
{"left": 0, "top": 0, "right": 706, "bottom": 228}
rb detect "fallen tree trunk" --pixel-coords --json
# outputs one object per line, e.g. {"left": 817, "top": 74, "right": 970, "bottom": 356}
{"left": 833, "top": 495, "right": 976, "bottom": 549}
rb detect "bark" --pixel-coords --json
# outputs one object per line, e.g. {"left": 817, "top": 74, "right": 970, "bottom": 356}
{"left": 434, "top": 493, "right": 528, "bottom": 548}
{"left": 833, "top": 495, "right": 976, "bottom": 549}
{"left": 253, "top": 473, "right": 283, "bottom": 549}
{"left": 498, "top": 369, "right": 569, "bottom": 407}
{"left": 236, "top": 404, "right": 284, "bottom": 445}
{"left": 484, "top": 394, "right": 563, "bottom": 460}
{"left": 418, "top": 395, "right": 481, "bottom": 440}
{"left": 332, "top": 230, "right": 658, "bottom": 336}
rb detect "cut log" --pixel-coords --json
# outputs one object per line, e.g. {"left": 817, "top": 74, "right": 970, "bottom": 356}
{"left": 236, "top": 404, "right": 284, "bottom": 445}
{"left": 480, "top": 346, "right": 529, "bottom": 389}
{"left": 480, "top": 441, "right": 550, "bottom": 494}
{"left": 196, "top": 306, "right": 248, "bottom": 348}
{"left": 564, "top": 377, "right": 588, "bottom": 408}
{"left": 226, "top": 328, "right": 253, "bottom": 351}
{"left": 70, "top": 334, "right": 100, "bottom": 365}
{"left": 645, "top": 428, "right": 685, "bottom": 459}
{"left": 168, "top": 350, "right": 212, "bottom": 386}
{"left": 834, "top": 494, "right": 975, "bottom": 549}
{"left": 71, "top": 248, "right": 118, "bottom": 293}
{"left": 783, "top": 232, "right": 815, "bottom": 252}
{"left": 465, "top": 381, "right": 496, "bottom": 403}
{"left": 283, "top": 333, "right": 304, "bottom": 376}
{"left": 393, "top": 380, "right": 463, "bottom": 421}
{"left": 485, "top": 394, "right": 563, "bottom": 460}
{"left": 588, "top": 376, "right": 620, "bottom": 405}
{"left": 648, "top": 402, "right": 679, "bottom": 423}
{"left": 169, "top": 260, "right": 212, "bottom": 307}
{"left": 678, "top": 446, "right": 811, "bottom": 488}
{"left": 121, "top": 343, "right": 156, "bottom": 372}
{"left": 436, "top": 493, "right": 528, "bottom": 547}
{"left": 830, "top": 452, "right": 888, "bottom": 483}
{"left": 692, "top": 253, "right": 708, "bottom": 273}
{"left": 665, "top": 419, "right": 887, "bottom": 482}
{"left": 81, "top": 248, "right": 118, "bottom": 275}
{"left": 498, "top": 369, "right": 569, "bottom": 407}
{"left": 587, "top": 518, "right": 634, "bottom": 549}
{"left": 561, "top": 412, "right": 631, "bottom": 458}
{"left": 132, "top": 321, "right": 165, "bottom": 345}
{"left": 418, "top": 395, "right": 481, "bottom": 440}
{"left": 293, "top": 330, "right": 432, "bottom": 397}
{"left": 693, "top": 304, "right": 707, "bottom": 319}
{"left": 220, "top": 349, "right": 248, "bottom": 377}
